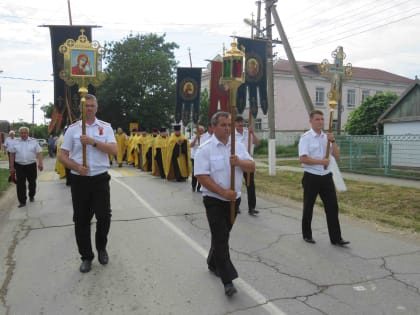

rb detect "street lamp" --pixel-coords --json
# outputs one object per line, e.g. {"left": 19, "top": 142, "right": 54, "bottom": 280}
{"left": 221, "top": 40, "right": 245, "bottom": 224}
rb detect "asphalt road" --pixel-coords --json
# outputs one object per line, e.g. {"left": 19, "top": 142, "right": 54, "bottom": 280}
{"left": 0, "top": 157, "right": 419, "bottom": 315}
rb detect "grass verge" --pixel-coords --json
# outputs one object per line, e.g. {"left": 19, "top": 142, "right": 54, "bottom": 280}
{"left": 255, "top": 168, "right": 420, "bottom": 232}
{"left": 0, "top": 169, "right": 10, "bottom": 192}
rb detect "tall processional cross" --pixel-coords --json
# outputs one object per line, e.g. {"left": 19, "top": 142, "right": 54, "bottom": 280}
{"left": 319, "top": 46, "right": 352, "bottom": 133}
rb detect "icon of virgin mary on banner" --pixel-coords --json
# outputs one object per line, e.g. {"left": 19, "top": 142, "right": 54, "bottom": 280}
{"left": 46, "top": 25, "right": 98, "bottom": 132}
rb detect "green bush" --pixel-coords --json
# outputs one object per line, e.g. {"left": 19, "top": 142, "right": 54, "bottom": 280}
{"left": 254, "top": 139, "right": 298, "bottom": 157}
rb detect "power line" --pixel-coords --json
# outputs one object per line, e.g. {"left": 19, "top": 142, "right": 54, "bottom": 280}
{"left": 0, "top": 76, "right": 53, "bottom": 82}
{"left": 286, "top": 0, "right": 399, "bottom": 41}
{"left": 294, "top": 10, "right": 420, "bottom": 54}
{"left": 288, "top": 0, "right": 417, "bottom": 45}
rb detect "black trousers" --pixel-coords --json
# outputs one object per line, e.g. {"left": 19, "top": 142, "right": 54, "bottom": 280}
{"left": 243, "top": 172, "right": 256, "bottom": 210}
{"left": 14, "top": 162, "right": 37, "bottom": 204}
{"left": 204, "top": 196, "right": 240, "bottom": 284}
{"left": 65, "top": 167, "right": 72, "bottom": 185}
{"left": 191, "top": 159, "right": 201, "bottom": 191}
{"left": 70, "top": 173, "right": 112, "bottom": 261}
{"left": 301, "top": 172, "right": 342, "bottom": 243}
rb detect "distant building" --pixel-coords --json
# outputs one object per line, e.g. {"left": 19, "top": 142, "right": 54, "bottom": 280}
{"left": 377, "top": 79, "right": 420, "bottom": 135}
{"left": 377, "top": 79, "right": 420, "bottom": 168}
{"left": 202, "top": 58, "right": 414, "bottom": 144}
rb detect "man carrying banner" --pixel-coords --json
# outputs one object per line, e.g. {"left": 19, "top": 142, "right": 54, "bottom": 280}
{"left": 298, "top": 109, "right": 350, "bottom": 246}
{"left": 59, "top": 94, "right": 117, "bottom": 273}
{"left": 195, "top": 111, "right": 255, "bottom": 297}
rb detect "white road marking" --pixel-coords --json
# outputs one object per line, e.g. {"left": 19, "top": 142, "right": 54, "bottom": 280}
{"left": 112, "top": 175, "right": 287, "bottom": 315}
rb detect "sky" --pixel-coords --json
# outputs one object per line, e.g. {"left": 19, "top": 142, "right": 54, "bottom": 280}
{"left": 1, "top": 0, "right": 420, "bottom": 126}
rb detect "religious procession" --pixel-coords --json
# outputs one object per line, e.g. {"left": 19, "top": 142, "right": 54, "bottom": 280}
{"left": 3, "top": 1, "right": 420, "bottom": 314}
{"left": 21, "top": 17, "right": 347, "bottom": 301}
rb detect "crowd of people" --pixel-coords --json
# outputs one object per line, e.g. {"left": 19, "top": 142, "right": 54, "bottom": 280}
{"left": 52, "top": 108, "right": 262, "bottom": 295}
{"left": 1, "top": 103, "right": 349, "bottom": 298}
{"left": 54, "top": 115, "right": 260, "bottom": 194}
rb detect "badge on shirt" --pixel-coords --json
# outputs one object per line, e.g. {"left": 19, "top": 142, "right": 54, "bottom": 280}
{"left": 98, "top": 126, "right": 104, "bottom": 135}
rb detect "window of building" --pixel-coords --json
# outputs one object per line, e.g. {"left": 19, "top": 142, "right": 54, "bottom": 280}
{"left": 255, "top": 118, "right": 262, "bottom": 131}
{"left": 362, "top": 89, "right": 370, "bottom": 102}
{"left": 244, "top": 118, "right": 262, "bottom": 131}
{"left": 315, "top": 87, "right": 325, "bottom": 106}
{"left": 347, "top": 89, "right": 356, "bottom": 108}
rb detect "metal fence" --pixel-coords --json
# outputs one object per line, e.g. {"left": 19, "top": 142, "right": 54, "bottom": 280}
{"left": 256, "top": 133, "right": 420, "bottom": 180}
{"left": 336, "top": 135, "right": 420, "bottom": 180}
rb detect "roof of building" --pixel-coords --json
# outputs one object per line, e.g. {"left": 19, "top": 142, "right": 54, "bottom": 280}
{"left": 273, "top": 59, "right": 414, "bottom": 85}
{"left": 377, "top": 80, "right": 420, "bottom": 124}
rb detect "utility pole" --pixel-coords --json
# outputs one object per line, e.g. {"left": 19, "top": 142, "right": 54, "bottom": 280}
{"left": 27, "top": 90, "right": 40, "bottom": 137}
{"left": 270, "top": 3, "right": 314, "bottom": 114}
{"left": 265, "top": 0, "right": 276, "bottom": 176}
{"left": 255, "top": 1, "right": 262, "bottom": 38}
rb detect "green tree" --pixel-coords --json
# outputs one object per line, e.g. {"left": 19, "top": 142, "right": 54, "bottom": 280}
{"left": 344, "top": 92, "right": 398, "bottom": 135}
{"left": 10, "top": 122, "right": 48, "bottom": 139}
{"left": 96, "top": 33, "right": 179, "bottom": 132}
{"left": 199, "top": 88, "right": 210, "bottom": 128}
{"left": 40, "top": 102, "right": 54, "bottom": 120}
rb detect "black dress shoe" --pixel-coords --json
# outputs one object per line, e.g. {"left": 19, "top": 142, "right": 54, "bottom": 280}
{"left": 332, "top": 239, "right": 350, "bottom": 246}
{"left": 18, "top": 203, "right": 26, "bottom": 208}
{"left": 248, "top": 209, "right": 259, "bottom": 216}
{"left": 224, "top": 282, "right": 237, "bottom": 296}
{"left": 98, "top": 250, "right": 109, "bottom": 265}
{"left": 79, "top": 260, "right": 92, "bottom": 273}
{"left": 303, "top": 237, "right": 316, "bottom": 244}
{"left": 29, "top": 197, "right": 34, "bottom": 202}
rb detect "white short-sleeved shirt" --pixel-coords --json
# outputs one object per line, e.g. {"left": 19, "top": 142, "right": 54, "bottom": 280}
{"left": 298, "top": 128, "right": 331, "bottom": 176}
{"left": 200, "top": 132, "right": 212, "bottom": 144}
{"left": 4, "top": 137, "right": 17, "bottom": 152}
{"left": 235, "top": 128, "right": 254, "bottom": 155}
{"left": 61, "top": 118, "right": 116, "bottom": 176}
{"left": 190, "top": 136, "right": 199, "bottom": 159}
{"left": 194, "top": 135, "right": 253, "bottom": 201}
{"left": 10, "top": 138, "right": 42, "bottom": 165}
{"left": 191, "top": 132, "right": 213, "bottom": 159}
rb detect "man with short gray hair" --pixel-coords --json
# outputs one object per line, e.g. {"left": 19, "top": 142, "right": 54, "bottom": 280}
{"left": 9, "top": 127, "right": 43, "bottom": 207}
{"left": 59, "top": 94, "right": 117, "bottom": 273}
